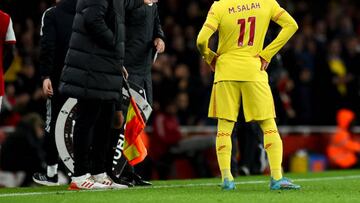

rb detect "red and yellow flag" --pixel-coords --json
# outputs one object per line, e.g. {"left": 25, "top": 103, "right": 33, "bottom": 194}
{"left": 123, "top": 97, "right": 147, "bottom": 166}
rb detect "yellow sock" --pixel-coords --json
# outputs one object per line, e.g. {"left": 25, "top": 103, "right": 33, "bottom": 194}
{"left": 216, "top": 119, "right": 234, "bottom": 181}
{"left": 258, "top": 119, "right": 283, "bottom": 180}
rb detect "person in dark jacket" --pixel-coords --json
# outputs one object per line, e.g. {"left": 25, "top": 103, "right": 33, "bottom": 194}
{"left": 59, "top": 0, "right": 152, "bottom": 190}
{"left": 124, "top": 3, "right": 165, "bottom": 104}
{"left": 32, "top": 0, "right": 76, "bottom": 186}
{"left": 109, "top": 2, "right": 165, "bottom": 186}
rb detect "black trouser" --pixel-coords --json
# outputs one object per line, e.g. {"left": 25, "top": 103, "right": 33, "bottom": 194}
{"left": 231, "top": 107, "right": 265, "bottom": 175}
{"left": 231, "top": 122, "right": 264, "bottom": 174}
{"left": 44, "top": 93, "right": 67, "bottom": 166}
{"left": 73, "top": 99, "right": 115, "bottom": 177}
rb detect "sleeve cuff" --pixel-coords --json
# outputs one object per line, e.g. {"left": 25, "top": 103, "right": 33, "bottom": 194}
{"left": 258, "top": 52, "right": 271, "bottom": 63}
{"left": 154, "top": 34, "right": 165, "bottom": 41}
{"left": 204, "top": 50, "right": 218, "bottom": 65}
{"left": 4, "top": 40, "right": 16, "bottom": 44}
{"left": 41, "top": 76, "right": 50, "bottom": 82}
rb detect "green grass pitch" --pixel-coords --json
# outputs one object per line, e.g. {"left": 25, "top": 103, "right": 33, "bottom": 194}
{"left": 1, "top": 170, "right": 360, "bottom": 203}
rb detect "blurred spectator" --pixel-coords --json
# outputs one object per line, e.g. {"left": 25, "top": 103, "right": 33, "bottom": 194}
{"left": 327, "top": 109, "right": 360, "bottom": 169}
{"left": 150, "top": 99, "right": 214, "bottom": 179}
{"left": 150, "top": 99, "right": 182, "bottom": 179}
{"left": 327, "top": 39, "right": 352, "bottom": 106}
{"left": 0, "top": 113, "right": 45, "bottom": 186}
{"left": 0, "top": 0, "right": 359, "bottom": 126}
{"left": 14, "top": 60, "right": 37, "bottom": 95}
{"left": 293, "top": 36, "right": 316, "bottom": 124}
{"left": 344, "top": 36, "right": 360, "bottom": 114}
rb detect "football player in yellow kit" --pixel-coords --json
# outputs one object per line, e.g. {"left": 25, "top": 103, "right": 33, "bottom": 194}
{"left": 197, "top": 0, "right": 300, "bottom": 190}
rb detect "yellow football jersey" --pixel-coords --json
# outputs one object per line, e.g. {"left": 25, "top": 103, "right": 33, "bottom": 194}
{"left": 197, "top": 0, "right": 298, "bottom": 82}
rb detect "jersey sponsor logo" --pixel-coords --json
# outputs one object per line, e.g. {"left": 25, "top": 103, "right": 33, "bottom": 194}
{"left": 228, "top": 2, "right": 261, "bottom": 14}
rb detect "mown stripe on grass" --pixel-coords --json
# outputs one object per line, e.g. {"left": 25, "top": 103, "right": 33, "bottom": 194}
{"left": 1, "top": 175, "right": 360, "bottom": 198}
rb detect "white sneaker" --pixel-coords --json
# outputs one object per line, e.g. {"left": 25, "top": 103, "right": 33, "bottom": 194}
{"left": 92, "top": 173, "right": 128, "bottom": 189}
{"left": 68, "top": 173, "right": 109, "bottom": 190}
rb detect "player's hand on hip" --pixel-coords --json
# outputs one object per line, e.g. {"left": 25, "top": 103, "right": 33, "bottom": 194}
{"left": 259, "top": 56, "right": 269, "bottom": 71}
{"left": 154, "top": 38, "right": 165, "bottom": 53}
{"left": 42, "top": 78, "right": 53, "bottom": 97}
{"left": 210, "top": 55, "right": 218, "bottom": 72}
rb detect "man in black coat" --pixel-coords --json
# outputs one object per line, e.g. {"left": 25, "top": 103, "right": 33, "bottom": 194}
{"left": 32, "top": 0, "right": 76, "bottom": 186}
{"left": 109, "top": 3, "right": 165, "bottom": 186}
{"left": 59, "top": 0, "right": 152, "bottom": 190}
{"left": 124, "top": 3, "right": 165, "bottom": 105}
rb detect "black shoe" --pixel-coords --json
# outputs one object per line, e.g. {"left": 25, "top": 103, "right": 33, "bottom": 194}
{"left": 33, "top": 173, "right": 59, "bottom": 186}
{"left": 122, "top": 172, "right": 152, "bottom": 186}
{"left": 110, "top": 175, "right": 135, "bottom": 187}
{"left": 132, "top": 172, "right": 152, "bottom": 186}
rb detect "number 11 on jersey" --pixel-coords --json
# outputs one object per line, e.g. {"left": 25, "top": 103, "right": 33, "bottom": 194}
{"left": 237, "top": 16, "right": 256, "bottom": 47}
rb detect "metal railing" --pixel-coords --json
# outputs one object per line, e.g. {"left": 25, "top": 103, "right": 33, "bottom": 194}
{"left": 2, "top": 125, "right": 360, "bottom": 135}
{"left": 145, "top": 125, "right": 360, "bottom": 136}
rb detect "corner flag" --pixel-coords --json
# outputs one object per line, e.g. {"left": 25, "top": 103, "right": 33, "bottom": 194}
{"left": 122, "top": 74, "right": 148, "bottom": 166}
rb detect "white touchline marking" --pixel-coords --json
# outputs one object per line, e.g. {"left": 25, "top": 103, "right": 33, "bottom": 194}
{"left": 1, "top": 175, "right": 360, "bottom": 198}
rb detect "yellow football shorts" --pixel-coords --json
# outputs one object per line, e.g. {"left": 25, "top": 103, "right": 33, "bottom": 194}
{"left": 208, "top": 81, "right": 276, "bottom": 122}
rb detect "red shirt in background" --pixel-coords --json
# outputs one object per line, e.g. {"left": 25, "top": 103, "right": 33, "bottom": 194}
{"left": 150, "top": 111, "right": 182, "bottom": 160}
{"left": 0, "top": 10, "right": 16, "bottom": 96}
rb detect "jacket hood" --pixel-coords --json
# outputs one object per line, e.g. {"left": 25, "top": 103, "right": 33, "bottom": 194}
{"left": 337, "top": 109, "right": 355, "bottom": 129}
{"left": 57, "top": 0, "right": 77, "bottom": 14}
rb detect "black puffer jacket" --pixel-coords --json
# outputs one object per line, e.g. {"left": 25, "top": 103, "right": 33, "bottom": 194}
{"left": 59, "top": 0, "right": 143, "bottom": 101}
